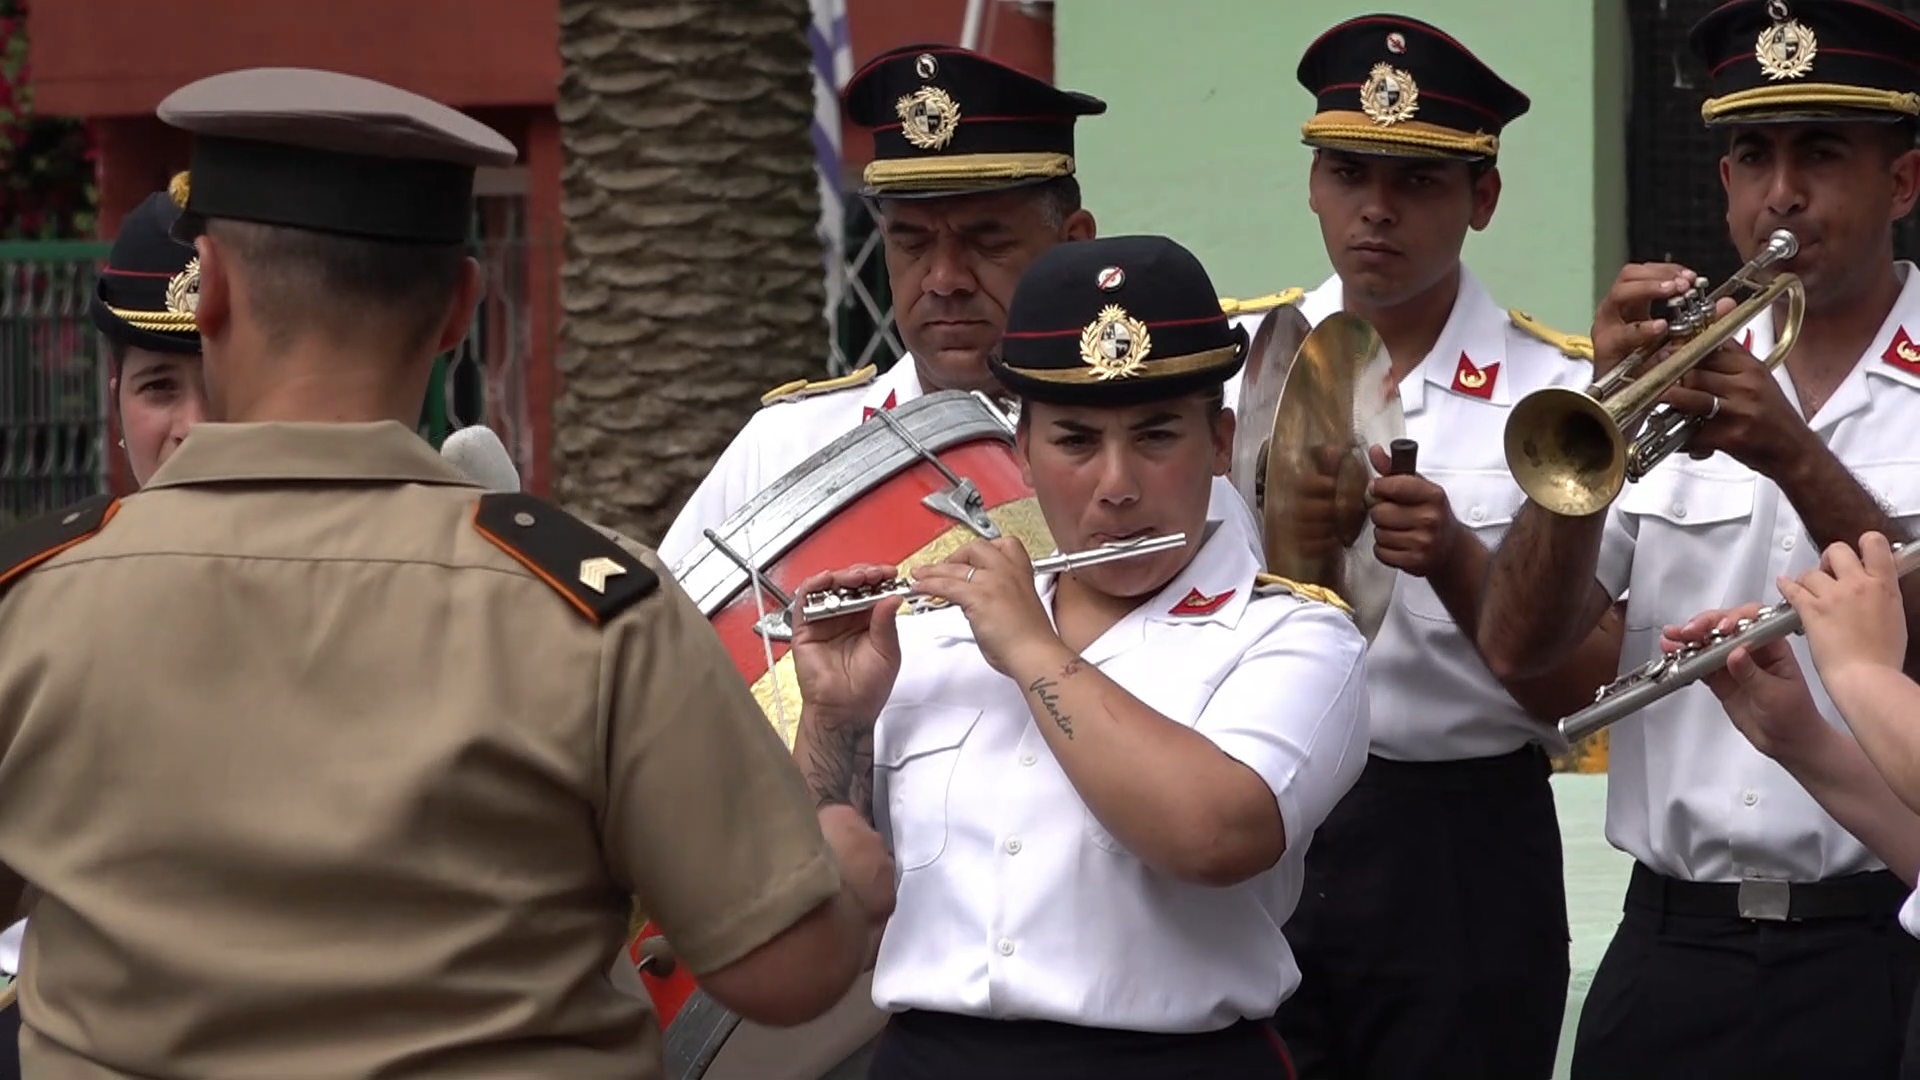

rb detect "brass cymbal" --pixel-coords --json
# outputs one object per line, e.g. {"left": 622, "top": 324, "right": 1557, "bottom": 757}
{"left": 1231, "top": 304, "right": 1312, "bottom": 519}
{"left": 1254, "top": 312, "right": 1404, "bottom": 640}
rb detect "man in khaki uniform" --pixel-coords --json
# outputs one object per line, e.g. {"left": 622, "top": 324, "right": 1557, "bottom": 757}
{"left": 0, "top": 67, "right": 891, "bottom": 1080}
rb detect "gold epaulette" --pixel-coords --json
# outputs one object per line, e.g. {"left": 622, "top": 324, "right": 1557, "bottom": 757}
{"left": 1507, "top": 309, "right": 1595, "bottom": 362}
{"left": 1219, "top": 288, "right": 1304, "bottom": 318}
{"left": 1253, "top": 572, "right": 1354, "bottom": 616}
{"left": 760, "top": 364, "right": 878, "bottom": 406}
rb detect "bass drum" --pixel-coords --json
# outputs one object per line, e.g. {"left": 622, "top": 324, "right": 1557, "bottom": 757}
{"left": 641, "top": 388, "right": 1056, "bottom": 1079}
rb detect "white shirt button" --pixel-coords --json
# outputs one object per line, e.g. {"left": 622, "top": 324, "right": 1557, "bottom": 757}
{"left": 1469, "top": 506, "right": 1486, "bottom": 523}
{"left": 1782, "top": 535, "right": 1796, "bottom": 551}
{"left": 1743, "top": 790, "right": 1759, "bottom": 806}
{"left": 1004, "top": 838, "right": 1023, "bottom": 855}
{"left": 1019, "top": 752, "right": 1037, "bottom": 767}
{"left": 1672, "top": 503, "right": 1687, "bottom": 519}
{"left": 997, "top": 938, "right": 1015, "bottom": 956}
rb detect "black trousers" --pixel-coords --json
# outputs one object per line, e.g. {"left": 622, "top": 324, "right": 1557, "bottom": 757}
{"left": 868, "top": 1009, "right": 1295, "bottom": 1080}
{"left": 1573, "top": 862, "right": 1920, "bottom": 1080}
{"left": 1272, "top": 746, "right": 1570, "bottom": 1080}
{"left": 0, "top": 999, "right": 17, "bottom": 1080}
{"left": 1907, "top": 980, "right": 1920, "bottom": 1080}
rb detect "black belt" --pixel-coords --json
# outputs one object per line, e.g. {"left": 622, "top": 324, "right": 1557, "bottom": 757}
{"left": 1627, "top": 861, "right": 1909, "bottom": 922}
{"left": 1353, "top": 744, "right": 1550, "bottom": 793}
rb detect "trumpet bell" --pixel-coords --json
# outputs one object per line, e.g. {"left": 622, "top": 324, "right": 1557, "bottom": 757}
{"left": 1503, "top": 384, "right": 1627, "bottom": 518}
{"left": 1235, "top": 310, "right": 1404, "bottom": 640}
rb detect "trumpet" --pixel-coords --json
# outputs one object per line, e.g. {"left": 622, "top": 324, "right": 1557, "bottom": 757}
{"left": 796, "top": 532, "right": 1189, "bottom": 622}
{"left": 1504, "top": 230, "right": 1806, "bottom": 517}
{"left": 1559, "top": 540, "right": 1920, "bottom": 742}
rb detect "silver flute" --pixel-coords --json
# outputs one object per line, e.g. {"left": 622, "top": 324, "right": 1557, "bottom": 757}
{"left": 1559, "top": 541, "right": 1920, "bottom": 743}
{"left": 797, "top": 532, "right": 1189, "bottom": 622}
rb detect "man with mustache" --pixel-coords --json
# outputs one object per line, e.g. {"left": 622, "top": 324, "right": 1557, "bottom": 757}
{"left": 1477, "top": 1, "right": 1920, "bottom": 1075}
{"left": 1242, "top": 15, "right": 1625, "bottom": 1078}
{"left": 659, "top": 45, "right": 1262, "bottom": 568}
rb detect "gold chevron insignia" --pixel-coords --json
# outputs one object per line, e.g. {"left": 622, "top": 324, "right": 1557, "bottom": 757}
{"left": 578, "top": 556, "right": 627, "bottom": 594}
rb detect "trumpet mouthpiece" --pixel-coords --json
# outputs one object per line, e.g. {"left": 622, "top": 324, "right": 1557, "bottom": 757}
{"left": 1767, "top": 229, "right": 1798, "bottom": 260}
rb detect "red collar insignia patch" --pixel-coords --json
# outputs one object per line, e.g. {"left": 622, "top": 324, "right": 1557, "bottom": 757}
{"left": 1741, "top": 329, "right": 1754, "bottom": 352}
{"left": 1169, "top": 587, "right": 1235, "bottom": 617}
{"left": 1450, "top": 353, "right": 1498, "bottom": 400}
{"left": 1884, "top": 328, "right": 1920, "bottom": 376}
{"left": 861, "top": 391, "right": 899, "bottom": 421}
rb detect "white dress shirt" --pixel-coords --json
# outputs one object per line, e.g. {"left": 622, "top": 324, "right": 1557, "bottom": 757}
{"left": 1225, "top": 271, "right": 1592, "bottom": 761}
{"left": 658, "top": 357, "right": 1263, "bottom": 571}
{"left": 0, "top": 917, "right": 19, "bottom": 975}
{"left": 869, "top": 522, "right": 1370, "bottom": 1032}
{"left": 1596, "top": 261, "right": 1920, "bottom": 883}
{"left": 1902, "top": 887, "right": 1920, "bottom": 940}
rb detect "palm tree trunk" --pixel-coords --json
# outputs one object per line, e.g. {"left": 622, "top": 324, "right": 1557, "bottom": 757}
{"left": 554, "top": 0, "right": 826, "bottom": 544}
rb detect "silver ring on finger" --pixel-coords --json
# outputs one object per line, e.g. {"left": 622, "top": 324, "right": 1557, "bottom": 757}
{"left": 966, "top": 567, "right": 976, "bottom": 583}
{"left": 1706, "top": 394, "right": 1721, "bottom": 420}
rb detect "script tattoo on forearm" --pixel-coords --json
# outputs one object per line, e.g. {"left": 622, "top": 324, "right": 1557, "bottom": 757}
{"left": 806, "top": 725, "right": 875, "bottom": 822}
{"left": 1027, "top": 675, "right": 1075, "bottom": 739}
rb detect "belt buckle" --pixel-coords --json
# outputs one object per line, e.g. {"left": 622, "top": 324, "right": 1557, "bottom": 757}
{"left": 1737, "top": 877, "right": 1792, "bottom": 921}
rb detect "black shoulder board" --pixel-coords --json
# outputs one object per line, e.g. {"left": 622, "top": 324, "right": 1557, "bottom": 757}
{"left": 472, "top": 493, "right": 659, "bottom": 625}
{"left": 0, "top": 494, "right": 119, "bottom": 598}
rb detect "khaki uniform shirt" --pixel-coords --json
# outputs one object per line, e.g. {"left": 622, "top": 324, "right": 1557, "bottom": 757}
{"left": 0, "top": 421, "right": 840, "bottom": 1079}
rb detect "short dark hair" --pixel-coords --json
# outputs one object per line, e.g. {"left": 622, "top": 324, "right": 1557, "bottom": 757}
{"left": 1031, "top": 175, "right": 1083, "bottom": 228}
{"left": 205, "top": 219, "right": 468, "bottom": 353}
{"left": 1014, "top": 381, "right": 1228, "bottom": 434}
{"left": 1722, "top": 118, "right": 1920, "bottom": 161}
{"left": 870, "top": 174, "right": 1084, "bottom": 230}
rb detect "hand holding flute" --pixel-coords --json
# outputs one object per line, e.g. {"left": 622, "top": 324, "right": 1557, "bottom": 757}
{"left": 1559, "top": 532, "right": 1918, "bottom": 742}
{"left": 798, "top": 533, "right": 1188, "bottom": 621}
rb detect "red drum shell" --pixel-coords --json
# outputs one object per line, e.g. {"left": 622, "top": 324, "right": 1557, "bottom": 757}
{"left": 629, "top": 391, "right": 1054, "bottom": 1078}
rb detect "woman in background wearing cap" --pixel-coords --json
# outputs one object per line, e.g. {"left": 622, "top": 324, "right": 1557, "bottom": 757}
{"left": 789, "top": 234, "right": 1369, "bottom": 1079}
{"left": 0, "top": 179, "right": 207, "bottom": 1080}
{"left": 94, "top": 177, "right": 210, "bottom": 487}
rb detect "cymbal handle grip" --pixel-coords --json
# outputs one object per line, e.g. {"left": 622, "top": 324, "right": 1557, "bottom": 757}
{"left": 1389, "top": 438, "right": 1419, "bottom": 476}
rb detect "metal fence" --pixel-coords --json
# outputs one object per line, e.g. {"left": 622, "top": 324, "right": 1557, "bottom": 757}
{"left": 0, "top": 200, "right": 551, "bottom": 523}
{"left": 0, "top": 240, "right": 110, "bottom": 528}
{"left": 826, "top": 195, "right": 903, "bottom": 377}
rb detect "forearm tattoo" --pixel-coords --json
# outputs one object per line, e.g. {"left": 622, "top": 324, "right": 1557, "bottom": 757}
{"left": 1027, "top": 659, "right": 1083, "bottom": 739}
{"left": 806, "top": 724, "right": 875, "bottom": 821}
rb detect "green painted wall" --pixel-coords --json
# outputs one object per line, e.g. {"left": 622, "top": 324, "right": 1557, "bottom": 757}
{"left": 1056, "top": 0, "right": 1627, "bottom": 335}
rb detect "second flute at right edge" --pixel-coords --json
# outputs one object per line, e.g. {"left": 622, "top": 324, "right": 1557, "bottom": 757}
{"left": 1558, "top": 541, "right": 1920, "bottom": 744}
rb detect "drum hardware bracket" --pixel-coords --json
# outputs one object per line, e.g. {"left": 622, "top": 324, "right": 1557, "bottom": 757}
{"left": 872, "top": 407, "right": 1002, "bottom": 540}
{"left": 970, "top": 389, "right": 1020, "bottom": 433}
{"left": 702, "top": 528, "right": 794, "bottom": 642}
{"left": 635, "top": 935, "right": 678, "bottom": 978}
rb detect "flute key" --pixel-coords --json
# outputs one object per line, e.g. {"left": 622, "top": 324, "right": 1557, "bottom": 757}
{"left": 796, "top": 532, "right": 1188, "bottom": 622}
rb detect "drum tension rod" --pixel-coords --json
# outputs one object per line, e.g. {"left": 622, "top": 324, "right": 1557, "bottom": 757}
{"left": 702, "top": 528, "right": 795, "bottom": 642}
{"left": 872, "top": 407, "right": 1003, "bottom": 540}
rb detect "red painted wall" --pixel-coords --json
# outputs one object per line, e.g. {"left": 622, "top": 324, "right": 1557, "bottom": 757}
{"left": 27, "top": 0, "right": 559, "bottom": 118}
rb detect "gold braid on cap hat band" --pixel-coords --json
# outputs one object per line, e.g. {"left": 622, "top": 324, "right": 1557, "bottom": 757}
{"left": 1001, "top": 343, "right": 1241, "bottom": 386}
{"left": 1701, "top": 84, "right": 1920, "bottom": 123}
{"left": 105, "top": 306, "right": 197, "bottom": 332}
{"left": 864, "top": 152, "right": 1075, "bottom": 194}
{"left": 1301, "top": 111, "right": 1499, "bottom": 159}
